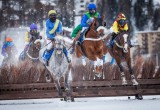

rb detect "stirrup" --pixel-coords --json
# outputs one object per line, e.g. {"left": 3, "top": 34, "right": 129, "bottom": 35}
{"left": 67, "top": 57, "right": 71, "bottom": 63}
{"left": 70, "top": 48, "right": 74, "bottom": 54}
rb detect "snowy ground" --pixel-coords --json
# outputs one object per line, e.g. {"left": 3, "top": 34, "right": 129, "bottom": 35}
{"left": 0, "top": 95, "right": 160, "bottom": 110}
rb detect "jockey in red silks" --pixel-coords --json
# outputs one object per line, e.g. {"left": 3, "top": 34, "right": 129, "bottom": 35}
{"left": 42, "top": 10, "right": 71, "bottom": 66}
{"left": 1, "top": 37, "right": 18, "bottom": 58}
{"left": 107, "top": 13, "right": 133, "bottom": 49}
{"left": 19, "top": 23, "right": 42, "bottom": 60}
{"left": 70, "top": 3, "right": 101, "bottom": 54}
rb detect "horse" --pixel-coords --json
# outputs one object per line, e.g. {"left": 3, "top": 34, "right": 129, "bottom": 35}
{"left": 104, "top": 31, "right": 139, "bottom": 85}
{"left": 1, "top": 45, "right": 18, "bottom": 67}
{"left": 74, "top": 16, "right": 107, "bottom": 77}
{"left": 19, "top": 38, "right": 42, "bottom": 62}
{"left": 19, "top": 36, "right": 50, "bottom": 83}
{"left": 46, "top": 35, "right": 72, "bottom": 100}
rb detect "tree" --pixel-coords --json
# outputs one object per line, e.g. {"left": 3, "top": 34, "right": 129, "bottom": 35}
{"left": 134, "top": 0, "right": 154, "bottom": 30}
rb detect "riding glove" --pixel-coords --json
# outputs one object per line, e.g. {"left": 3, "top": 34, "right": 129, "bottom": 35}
{"left": 87, "top": 17, "right": 94, "bottom": 25}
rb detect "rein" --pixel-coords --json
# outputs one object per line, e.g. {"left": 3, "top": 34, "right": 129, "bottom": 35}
{"left": 26, "top": 42, "right": 39, "bottom": 60}
{"left": 84, "top": 28, "right": 102, "bottom": 41}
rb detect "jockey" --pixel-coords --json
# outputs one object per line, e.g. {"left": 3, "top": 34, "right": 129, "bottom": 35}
{"left": 70, "top": 3, "right": 101, "bottom": 53}
{"left": 1, "top": 37, "right": 18, "bottom": 58}
{"left": 107, "top": 13, "right": 132, "bottom": 49}
{"left": 20, "top": 23, "right": 42, "bottom": 60}
{"left": 42, "top": 10, "right": 71, "bottom": 66}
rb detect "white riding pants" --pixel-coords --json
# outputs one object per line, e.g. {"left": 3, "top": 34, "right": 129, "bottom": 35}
{"left": 46, "top": 39, "right": 53, "bottom": 50}
{"left": 81, "top": 27, "right": 89, "bottom": 32}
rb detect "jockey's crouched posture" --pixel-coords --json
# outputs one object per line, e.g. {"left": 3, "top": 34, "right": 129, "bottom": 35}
{"left": 42, "top": 10, "right": 71, "bottom": 66}
{"left": 1, "top": 37, "right": 18, "bottom": 58}
{"left": 70, "top": 3, "right": 101, "bottom": 53}
{"left": 20, "top": 23, "right": 42, "bottom": 60}
{"left": 107, "top": 13, "right": 133, "bottom": 49}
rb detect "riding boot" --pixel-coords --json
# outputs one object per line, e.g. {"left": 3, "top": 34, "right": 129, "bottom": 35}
{"left": 76, "top": 32, "right": 84, "bottom": 46}
{"left": 70, "top": 47, "right": 74, "bottom": 54}
{"left": 106, "top": 35, "right": 114, "bottom": 49}
{"left": 20, "top": 44, "right": 29, "bottom": 60}
{"left": 107, "top": 33, "right": 117, "bottom": 49}
{"left": 42, "top": 48, "right": 54, "bottom": 66}
{"left": 77, "top": 28, "right": 88, "bottom": 46}
{"left": 63, "top": 47, "right": 71, "bottom": 63}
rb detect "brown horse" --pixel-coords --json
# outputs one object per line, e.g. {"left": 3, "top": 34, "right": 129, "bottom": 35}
{"left": 74, "top": 16, "right": 107, "bottom": 77}
{"left": 19, "top": 37, "right": 50, "bottom": 82}
{"left": 104, "top": 31, "right": 139, "bottom": 85}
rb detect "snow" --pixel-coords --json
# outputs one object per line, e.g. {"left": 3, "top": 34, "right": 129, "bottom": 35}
{"left": 0, "top": 96, "right": 160, "bottom": 110}
{"left": 40, "top": 0, "right": 56, "bottom": 6}
{"left": 153, "top": 0, "right": 160, "bottom": 5}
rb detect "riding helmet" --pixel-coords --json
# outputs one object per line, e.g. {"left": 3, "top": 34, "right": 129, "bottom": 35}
{"left": 117, "top": 13, "right": 126, "bottom": 20}
{"left": 6, "top": 37, "right": 13, "bottom": 42}
{"left": 48, "top": 10, "right": 57, "bottom": 17}
{"left": 30, "top": 23, "right": 37, "bottom": 30}
{"left": 87, "top": 3, "right": 97, "bottom": 10}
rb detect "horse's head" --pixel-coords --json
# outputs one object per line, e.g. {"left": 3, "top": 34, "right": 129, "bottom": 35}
{"left": 117, "top": 31, "right": 129, "bottom": 53}
{"left": 54, "top": 35, "right": 64, "bottom": 55}
{"left": 91, "top": 15, "right": 107, "bottom": 36}
{"left": 34, "top": 39, "right": 42, "bottom": 51}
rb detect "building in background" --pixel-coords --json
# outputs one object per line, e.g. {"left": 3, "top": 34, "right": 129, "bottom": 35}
{"left": 135, "top": 29, "right": 160, "bottom": 66}
{"left": 73, "top": 0, "right": 97, "bottom": 27}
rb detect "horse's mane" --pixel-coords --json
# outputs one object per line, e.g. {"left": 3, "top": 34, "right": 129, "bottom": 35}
{"left": 55, "top": 35, "right": 73, "bottom": 48}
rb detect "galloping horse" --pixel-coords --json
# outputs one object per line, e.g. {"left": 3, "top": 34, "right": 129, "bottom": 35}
{"left": 105, "top": 31, "right": 139, "bottom": 85}
{"left": 74, "top": 16, "right": 107, "bottom": 77}
{"left": 46, "top": 35, "right": 72, "bottom": 99}
{"left": 19, "top": 39, "right": 42, "bottom": 62}
{"left": 1, "top": 46, "right": 18, "bottom": 67}
{"left": 19, "top": 36, "right": 49, "bottom": 82}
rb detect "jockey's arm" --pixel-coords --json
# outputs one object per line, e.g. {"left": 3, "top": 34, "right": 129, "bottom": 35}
{"left": 46, "top": 21, "right": 54, "bottom": 39}
{"left": 1, "top": 44, "right": 7, "bottom": 57}
{"left": 56, "top": 21, "right": 63, "bottom": 35}
{"left": 111, "top": 21, "right": 119, "bottom": 34}
{"left": 81, "top": 14, "right": 89, "bottom": 27}
{"left": 123, "top": 24, "right": 129, "bottom": 31}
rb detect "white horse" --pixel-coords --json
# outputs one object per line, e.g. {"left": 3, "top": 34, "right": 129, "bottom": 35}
{"left": 46, "top": 35, "right": 72, "bottom": 97}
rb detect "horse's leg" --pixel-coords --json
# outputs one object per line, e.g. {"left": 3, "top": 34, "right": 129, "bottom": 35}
{"left": 82, "top": 56, "right": 86, "bottom": 66}
{"left": 126, "top": 57, "right": 139, "bottom": 85}
{"left": 64, "top": 72, "right": 69, "bottom": 90}
{"left": 54, "top": 79, "right": 63, "bottom": 96}
{"left": 114, "top": 56, "right": 127, "bottom": 85}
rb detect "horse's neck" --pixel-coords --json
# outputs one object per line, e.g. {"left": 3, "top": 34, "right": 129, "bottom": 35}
{"left": 52, "top": 51, "right": 65, "bottom": 65}
{"left": 86, "top": 29, "right": 98, "bottom": 38}
{"left": 27, "top": 43, "right": 40, "bottom": 57}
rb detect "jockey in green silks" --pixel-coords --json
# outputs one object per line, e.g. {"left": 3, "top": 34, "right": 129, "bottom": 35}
{"left": 70, "top": 3, "right": 100, "bottom": 54}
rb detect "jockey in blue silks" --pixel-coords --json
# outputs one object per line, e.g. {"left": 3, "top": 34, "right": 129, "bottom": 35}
{"left": 78, "top": 3, "right": 101, "bottom": 45}
{"left": 1, "top": 37, "right": 18, "bottom": 58}
{"left": 42, "top": 10, "right": 71, "bottom": 66}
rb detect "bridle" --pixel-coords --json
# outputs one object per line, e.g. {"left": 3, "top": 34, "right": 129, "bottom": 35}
{"left": 26, "top": 41, "right": 40, "bottom": 60}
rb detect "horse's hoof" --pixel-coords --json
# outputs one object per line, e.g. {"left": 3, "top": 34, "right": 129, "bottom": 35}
{"left": 132, "top": 79, "right": 139, "bottom": 85}
{"left": 82, "top": 61, "right": 86, "bottom": 66}
{"left": 46, "top": 75, "right": 51, "bottom": 83}
{"left": 95, "top": 73, "right": 102, "bottom": 78}
{"left": 58, "top": 91, "right": 63, "bottom": 97}
{"left": 135, "top": 94, "right": 143, "bottom": 100}
{"left": 122, "top": 81, "right": 127, "bottom": 85}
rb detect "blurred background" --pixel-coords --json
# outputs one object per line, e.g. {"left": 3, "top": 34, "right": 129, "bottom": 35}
{"left": 0, "top": 0, "right": 160, "bottom": 66}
